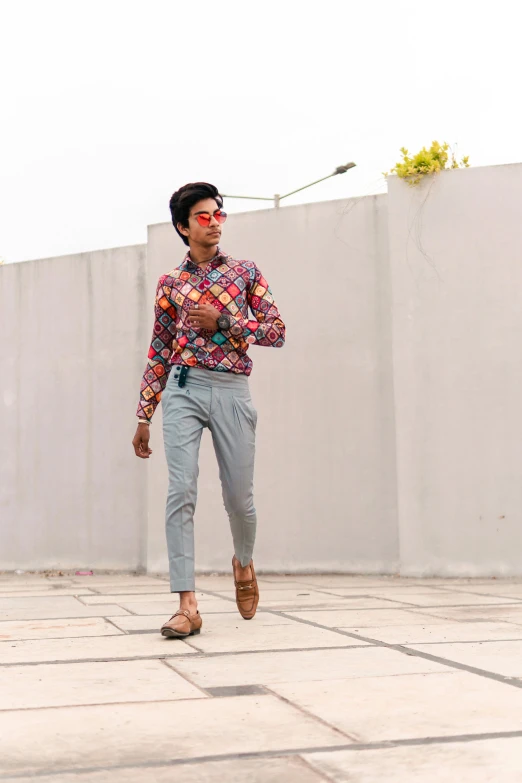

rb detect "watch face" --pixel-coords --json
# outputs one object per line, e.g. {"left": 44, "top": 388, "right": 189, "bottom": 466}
{"left": 218, "top": 315, "right": 231, "bottom": 330}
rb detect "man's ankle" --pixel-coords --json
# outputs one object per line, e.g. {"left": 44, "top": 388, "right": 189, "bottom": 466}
{"left": 234, "top": 558, "right": 252, "bottom": 579}
{"left": 179, "top": 590, "right": 198, "bottom": 614}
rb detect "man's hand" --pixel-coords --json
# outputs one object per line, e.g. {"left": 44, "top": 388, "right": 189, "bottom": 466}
{"left": 188, "top": 303, "right": 220, "bottom": 331}
{"left": 132, "top": 422, "right": 153, "bottom": 459}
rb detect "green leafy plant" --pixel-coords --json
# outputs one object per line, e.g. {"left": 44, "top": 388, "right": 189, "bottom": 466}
{"left": 384, "top": 141, "right": 469, "bottom": 186}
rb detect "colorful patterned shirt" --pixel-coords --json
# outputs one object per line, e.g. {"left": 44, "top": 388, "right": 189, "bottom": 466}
{"left": 136, "top": 248, "right": 286, "bottom": 421}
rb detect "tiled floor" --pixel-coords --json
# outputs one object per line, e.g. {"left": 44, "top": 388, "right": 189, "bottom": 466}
{"left": 2, "top": 573, "right": 522, "bottom": 781}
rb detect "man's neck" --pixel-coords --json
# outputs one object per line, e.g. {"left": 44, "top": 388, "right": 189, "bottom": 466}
{"left": 188, "top": 243, "right": 219, "bottom": 270}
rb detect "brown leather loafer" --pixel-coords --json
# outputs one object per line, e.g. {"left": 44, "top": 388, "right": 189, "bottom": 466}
{"left": 232, "top": 556, "right": 259, "bottom": 620}
{"left": 161, "top": 609, "right": 202, "bottom": 638}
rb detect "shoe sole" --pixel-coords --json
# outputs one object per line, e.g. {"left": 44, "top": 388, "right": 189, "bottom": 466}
{"left": 161, "top": 628, "right": 201, "bottom": 638}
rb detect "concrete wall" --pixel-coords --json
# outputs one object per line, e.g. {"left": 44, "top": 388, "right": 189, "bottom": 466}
{"left": 4, "top": 163, "right": 522, "bottom": 575}
{"left": 0, "top": 245, "right": 148, "bottom": 570}
{"left": 388, "top": 163, "right": 522, "bottom": 575}
{"left": 144, "top": 196, "right": 399, "bottom": 573}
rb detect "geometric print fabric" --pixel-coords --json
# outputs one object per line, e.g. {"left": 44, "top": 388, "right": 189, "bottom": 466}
{"left": 137, "top": 248, "right": 285, "bottom": 421}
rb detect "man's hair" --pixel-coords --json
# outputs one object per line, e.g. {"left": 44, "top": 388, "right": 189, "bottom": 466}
{"left": 169, "top": 182, "right": 223, "bottom": 246}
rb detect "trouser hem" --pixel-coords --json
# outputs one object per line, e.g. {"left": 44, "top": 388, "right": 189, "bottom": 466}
{"left": 170, "top": 582, "right": 196, "bottom": 593}
{"left": 235, "top": 551, "right": 254, "bottom": 568}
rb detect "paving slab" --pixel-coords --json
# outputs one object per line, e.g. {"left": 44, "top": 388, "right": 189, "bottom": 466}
{"left": 258, "top": 575, "right": 406, "bottom": 587}
{"left": 0, "top": 695, "right": 349, "bottom": 777}
{"left": 78, "top": 590, "right": 225, "bottom": 604}
{"left": 0, "top": 630, "right": 197, "bottom": 664}
{"left": 339, "top": 621, "right": 522, "bottom": 645}
{"left": 211, "top": 589, "right": 398, "bottom": 610}
{"left": 68, "top": 576, "right": 169, "bottom": 585}
{"left": 267, "top": 576, "right": 486, "bottom": 588}
{"left": 0, "top": 589, "right": 96, "bottom": 599}
{"left": 107, "top": 611, "right": 300, "bottom": 633}
{"left": 0, "top": 604, "right": 131, "bottom": 622}
{"left": 116, "top": 599, "right": 238, "bottom": 615}
{"left": 3, "top": 756, "right": 325, "bottom": 783}
{"left": 0, "top": 658, "right": 206, "bottom": 709}
{"left": 327, "top": 591, "right": 521, "bottom": 607}
{"left": 417, "top": 604, "right": 522, "bottom": 624}
{"left": 86, "top": 585, "right": 179, "bottom": 595}
{"left": 0, "top": 595, "right": 101, "bottom": 611}
{"left": 166, "top": 645, "right": 449, "bottom": 688}
{"left": 442, "top": 583, "right": 522, "bottom": 597}
{"left": 183, "top": 619, "right": 360, "bottom": 654}
{"left": 0, "top": 583, "right": 75, "bottom": 593}
{"left": 410, "top": 639, "right": 522, "bottom": 679}
{"left": 0, "top": 617, "right": 122, "bottom": 641}
{"left": 305, "top": 737, "right": 522, "bottom": 782}
{"left": 285, "top": 608, "right": 455, "bottom": 627}
{"left": 0, "top": 601, "right": 132, "bottom": 622}
{"left": 271, "top": 671, "right": 522, "bottom": 741}
{"left": 1, "top": 573, "right": 521, "bottom": 781}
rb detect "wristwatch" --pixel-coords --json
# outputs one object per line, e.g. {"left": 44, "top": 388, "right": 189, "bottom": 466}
{"left": 217, "top": 314, "right": 231, "bottom": 331}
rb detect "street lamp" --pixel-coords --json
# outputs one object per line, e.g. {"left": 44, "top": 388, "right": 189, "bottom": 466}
{"left": 223, "top": 162, "right": 356, "bottom": 208}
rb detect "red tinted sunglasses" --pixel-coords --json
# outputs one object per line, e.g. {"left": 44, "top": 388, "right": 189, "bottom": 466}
{"left": 194, "top": 209, "right": 227, "bottom": 227}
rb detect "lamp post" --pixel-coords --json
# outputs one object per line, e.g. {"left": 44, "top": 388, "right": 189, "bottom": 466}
{"left": 223, "top": 162, "right": 356, "bottom": 208}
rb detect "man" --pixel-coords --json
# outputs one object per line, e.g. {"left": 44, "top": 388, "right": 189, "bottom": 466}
{"left": 132, "top": 182, "right": 286, "bottom": 638}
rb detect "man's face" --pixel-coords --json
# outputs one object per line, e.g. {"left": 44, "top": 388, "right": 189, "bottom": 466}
{"left": 178, "top": 198, "right": 224, "bottom": 248}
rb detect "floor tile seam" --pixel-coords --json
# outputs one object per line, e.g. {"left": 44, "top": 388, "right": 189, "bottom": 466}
{"left": 162, "top": 641, "right": 371, "bottom": 659}
{"left": 112, "top": 602, "right": 403, "bottom": 612}
{"left": 183, "top": 636, "right": 205, "bottom": 653}
{"left": 0, "top": 632, "right": 126, "bottom": 643}
{"left": 0, "top": 652, "right": 194, "bottom": 667}
{"left": 251, "top": 602, "right": 522, "bottom": 614}
{"left": 271, "top": 610, "right": 522, "bottom": 690}
{"left": 264, "top": 686, "right": 359, "bottom": 743}
{"left": 72, "top": 595, "right": 93, "bottom": 608}
{"left": 0, "top": 613, "right": 135, "bottom": 623}
{"left": 102, "top": 617, "right": 129, "bottom": 634}
{"left": 74, "top": 598, "right": 141, "bottom": 611}
{"left": 417, "top": 585, "right": 522, "bottom": 601}
{"left": 205, "top": 685, "right": 267, "bottom": 697}
{"left": 159, "top": 658, "right": 211, "bottom": 698}
{"left": 262, "top": 580, "right": 509, "bottom": 589}
{"left": 119, "top": 610, "right": 239, "bottom": 616}
{"left": 0, "top": 693, "right": 211, "bottom": 714}
{"left": 0, "top": 591, "right": 75, "bottom": 595}
{"left": 3, "top": 731, "right": 522, "bottom": 781}
{"left": 295, "top": 754, "right": 337, "bottom": 783}
{"left": 404, "top": 601, "right": 522, "bottom": 609}
{"left": 498, "top": 620, "right": 522, "bottom": 628}
{"left": 0, "top": 642, "right": 372, "bottom": 668}
{"left": 304, "top": 590, "right": 446, "bottom": 603}
{"left": 116, "top": 610, "right": 494, "bottom": 635}
{"left": 387, "top": 607, "right": 509, "bottom": 622}
{"left": 329, "top": 600, "right": 522, "bottom": 610}
{"left": 381, "top": 637, "right": 522, "bottom": 646}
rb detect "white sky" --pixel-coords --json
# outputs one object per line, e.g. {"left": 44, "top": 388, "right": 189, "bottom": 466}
{"left": 1, "top": 0, "right": 520, "bottom": 263}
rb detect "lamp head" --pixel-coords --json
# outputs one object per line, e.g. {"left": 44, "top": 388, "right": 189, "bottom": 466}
{"left": 334, "top": 162, "right": 356, "bottom": 175}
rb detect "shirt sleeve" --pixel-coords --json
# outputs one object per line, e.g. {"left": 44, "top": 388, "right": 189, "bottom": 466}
{"left": 222, "top": 264, "right": 286, "bottom": 348}
{"left": 136, "top": 276, "right": 177, "bottom": 422}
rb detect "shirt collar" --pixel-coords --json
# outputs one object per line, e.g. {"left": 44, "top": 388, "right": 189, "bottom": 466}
{"left": 182, "top": 246, "right": 227, "bottom": 273}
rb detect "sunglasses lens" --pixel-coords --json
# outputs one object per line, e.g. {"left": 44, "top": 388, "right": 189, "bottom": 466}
{"left": 196, "top": 213, "right": 211, "bottom": 227}
{"left": 215, "top": 210, "right": 227, "bottom": 224}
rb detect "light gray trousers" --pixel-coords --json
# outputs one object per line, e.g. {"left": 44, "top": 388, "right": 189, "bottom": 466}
{"left": 161, "top": 365, "right": 258, "bottom": 592}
